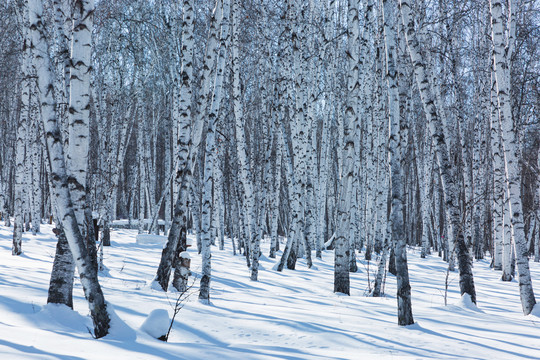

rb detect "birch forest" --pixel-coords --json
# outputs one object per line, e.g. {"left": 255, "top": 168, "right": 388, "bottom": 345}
{"left": 0, "top": 0, "right": 538, "bottom": 343}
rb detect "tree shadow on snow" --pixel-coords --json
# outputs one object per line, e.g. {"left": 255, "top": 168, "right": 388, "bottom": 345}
{"left": 0, "top": 339, "right": 87, "bottom": 360}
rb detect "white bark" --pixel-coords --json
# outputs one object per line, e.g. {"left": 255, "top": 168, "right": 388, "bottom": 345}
{"left": 200, "top": 0, "right": 229, "bottom": 300}
{"left": 418, "top": 129, "right": 433, "bottom": 258}
{"left": 491, "top": 67, "right": 504, "bottom": 270}
{"left": 400, "top": 0, "right": 476, "bottom": 303}
{"left": 289, "top": 0, "right": 310, "bottom": 269}
{"left": 13, "top": 22, "right": 30, "bottom": 256}
{"left": 334, "top": 0, "right": 361, "bottom": 295}
{"left": 316, "top": 114, "right": 330, "bottom": 258}
{"left": 232, "top": 0, "right": 258, "bottom": 280}
{"left": 67, "top": 0, "right": 93, "bottom": 233}
{"left": 382, "top": 0, "right": 414, "bottom": 325}
{"left": 490, "top": 0, "right": 536, "bottom": 314}
{"left": 138, "top": 106, "right": 146, "bottom": 234}
{"left": 155, "top": 0, "right": 194, "bottom": 291}
{"left": 28, "top": 0, "right": 110, "bottom": 337}
{"left": 29, "top": 90, "right": 42, "bottom": 235}
{"left": 276, "top": 0, "right": 298, "bottom": 272}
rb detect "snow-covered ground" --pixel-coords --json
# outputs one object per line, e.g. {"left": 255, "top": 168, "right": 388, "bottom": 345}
{"left": 1, "top": 223, "right": 540, "bottom": 360}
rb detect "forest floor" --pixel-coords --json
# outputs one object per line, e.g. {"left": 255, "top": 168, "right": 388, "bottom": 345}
{"left": 1, "top": 223, "right": 540, "bottom": 359}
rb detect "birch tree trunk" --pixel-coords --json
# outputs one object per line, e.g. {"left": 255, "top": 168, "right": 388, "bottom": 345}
{"left": 47, "top": 0, "right": 76, "bottom": 302}
{"left": 276, "top": 0, "right": 297, "bottom": 272}
{"left": 490, "top": 62, "right": 504, "bottom": 271}
{"left": 333, "top": 0, "right": 361, "bottom": 295}
{"left": 28, "top": 0, "right": 110, "bottom": 337}
{"left": 67, "top": 0, "right": 93, "bottom": 236}
{"left": 382, "top": 0, "right": 414, "bottom": 325}
{"left": 490, "top": 0, "right": 536, "bottom": 315}
{"left": 285, "top": 0, "right": 310, "bottom": 270}
{"left": 399, "top": 0, "right": 476, "bottom": 304}
{"left": 418, "top": 129, "right": 433, "bottom": 258}
{"left": 137, "top": 107, "right": 146, "bottom": 234}
{"left": 29, "top": 105, "right": 42, "bottom": 235}
{"left": 13, "top": 21, "right": 30, "bottom": 256}
{"left": 154, "top": 0, "right": 194, "bottom": 291}
{"left": 269, "top": 130, "right": 282, "bottom": 258}
{"left": 200, "top": 0, "right": 229, "bottom": 300}
{"left": 232, "top": 0, "right": 259, "bottom": 280}
{"left": 47, "top": 219, "right": 75, "bottom": 308}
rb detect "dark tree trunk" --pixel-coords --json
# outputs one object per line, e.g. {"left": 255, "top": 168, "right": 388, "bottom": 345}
{"left": 388, "top": 247, "right": 397, "bottom": 276}
{"left": 47, "top": 225, "right": 75, "bottom": 308}
{"left": 156, "top": 172, "right": 190, "bottom": 291}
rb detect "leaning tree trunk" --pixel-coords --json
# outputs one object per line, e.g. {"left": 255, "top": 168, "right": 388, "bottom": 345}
{"left": 399, "top": 0, "right": 476, "bottom": 304}
{"left": 46, "top": 0, "right": 77, "bottom": 305}
{"left": 47, "top": 222, "right": 75, "bottom": 308}
{"left": 28, "top": 0, "right": 110, "bottom": 338}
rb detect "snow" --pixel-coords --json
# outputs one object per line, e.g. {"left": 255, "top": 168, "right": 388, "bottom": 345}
{"left": 1, "top": 223, "right": 540, "bottom": 359}
{"left": 112, "top": 219, "right": 166, "bottom": 226}
{"left": 140, "top": 309, "right": 170, "bottom": 339}
{"left": 136, "top": 234, "right": 167, "bottom": 245}
{"left": 457, "top": 293, "right": 482, "bottom": 312}
{"left": 179, "top": 251, "right": 190, "bottom": 259}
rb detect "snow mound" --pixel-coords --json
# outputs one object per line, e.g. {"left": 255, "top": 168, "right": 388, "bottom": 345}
{"left": 140, "top": 309, "right": 170, "bottom": 339}
{"left": 136, "top": 234, "right": 167, "bottom": 245}
{"left": 456, "top": 294, "right": 482, "bottom": 312}
{"left": 179, "top": 251, "right": 190, "bottom": 259}
{"left": 38, "top": 303, "right": 90, "bottom": 333}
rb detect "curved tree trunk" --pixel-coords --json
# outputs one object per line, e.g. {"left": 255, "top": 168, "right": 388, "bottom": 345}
{"left": 28, "top": 0, "right": 110, "bottom": 338}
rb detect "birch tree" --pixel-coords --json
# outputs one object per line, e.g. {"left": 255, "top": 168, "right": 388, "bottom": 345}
{"left": 399, "top": 0, "right": 476, "bottom": 304}
{"left": 27, "top": 0, "right": 110, "bottom": 337}
{"left": 382, "top": 0, "right": 414, "bottom": 325}
{"left": 333, "top": 0, "right": 361, "bottom": 295}
{"left": 232, "top": 0, "right": 259, "bottom": 280}
{"left": 67, "top": 0, "right": 93, "bottom": 235}
{"left": 490, "top": 0, "right": 536, "bottom": 315}
{"left": 200, "top": 0, "right": 230, "bottom": 301}
{"left": 12, "top": 17, "right": 30, "bottom": 256}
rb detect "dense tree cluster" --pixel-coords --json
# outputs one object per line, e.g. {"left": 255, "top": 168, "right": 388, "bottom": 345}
{"left": 0, "top": 0, "right": 538, "bottom": 337}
